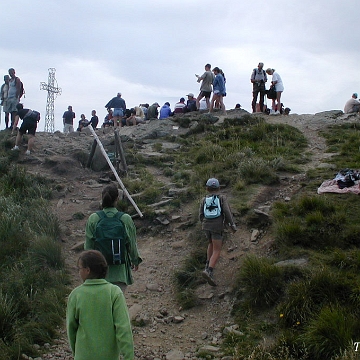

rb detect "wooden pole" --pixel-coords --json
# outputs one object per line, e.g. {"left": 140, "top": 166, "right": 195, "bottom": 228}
{"left": 86, "top": 139, "right": 97, "bottom": 168}
{"left": 88, "top": 126, "right": 143, "bottom": 218}
{"left": 115, "top": 129, "right": 128, "bottom": 174}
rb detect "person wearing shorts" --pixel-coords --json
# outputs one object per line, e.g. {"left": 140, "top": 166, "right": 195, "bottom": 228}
{"left": 196, "top": 64, "right": 215, "bottom": 110}
{"left": 63, "top": 105, "right": 75, "bottom": 133}
{"left": 105, "top": 93, "right": 126, "bottom": 128}
{"left": 199, "top": 178, "right": 237, "bottom": 286}
{"left": 12, "top": 103, "right": 39, "bottom": 155}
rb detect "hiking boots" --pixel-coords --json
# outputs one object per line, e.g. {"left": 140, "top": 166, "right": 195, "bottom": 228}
{"left": 202, "top": 268, "right": 217, "bottom": 287}
{"left": 25, "top": 150, "right": 31, "bottom": 155}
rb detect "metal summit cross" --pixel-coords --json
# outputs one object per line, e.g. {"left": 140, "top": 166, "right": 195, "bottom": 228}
{"left": 40, "top": 68, "right": 62, "bottom": 133}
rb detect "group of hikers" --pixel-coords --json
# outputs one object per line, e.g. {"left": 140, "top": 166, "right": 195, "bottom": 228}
{"left": 0, "top": 62, "right": 290, "bottom": 155}
{"left": 68, "top": 174, "right": 236, "bottom": 359}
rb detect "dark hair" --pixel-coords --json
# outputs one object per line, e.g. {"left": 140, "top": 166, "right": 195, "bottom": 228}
{"left": 213, "top": 67, "right": 220, "bottom": 73}
{"left": 205, "top": 63, "right": 211, "bottom": 69}
{"left": 78, "top": 250, "right": 108, "bottom": 279}
{"left": 165, "top": 102, "right": 170, "bottom": 106}
{"left": 102, "top": 184, "right": 119, "bottom": 208}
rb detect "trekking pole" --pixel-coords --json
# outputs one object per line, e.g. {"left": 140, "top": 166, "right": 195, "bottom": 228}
{"left": 87, "top": 126, "right": 144, "bottom": 218}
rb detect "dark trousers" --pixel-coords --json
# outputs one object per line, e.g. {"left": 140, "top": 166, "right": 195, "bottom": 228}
{"left": 252, "top": 85, "right": 266, "bottom": 112}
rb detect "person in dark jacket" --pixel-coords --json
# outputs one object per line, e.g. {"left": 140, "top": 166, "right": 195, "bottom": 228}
{"left": 105, "top": 93, "right": 126, "bottom": 128}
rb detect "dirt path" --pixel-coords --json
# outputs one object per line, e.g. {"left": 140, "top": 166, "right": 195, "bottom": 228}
{"left": 20, "top": 111, "right": 357, "bottom": 359}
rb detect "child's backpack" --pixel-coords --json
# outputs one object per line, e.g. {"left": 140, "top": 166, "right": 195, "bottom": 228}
{"left": 204, "top": 195, "right": 222, "bottom": 219}
{"left": 94, "top": 211, "right": 128, "bottom": 265}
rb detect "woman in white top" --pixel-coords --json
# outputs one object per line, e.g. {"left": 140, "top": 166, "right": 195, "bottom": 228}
{"left": 266, "top": 68, "right": 284, "bottom": 114}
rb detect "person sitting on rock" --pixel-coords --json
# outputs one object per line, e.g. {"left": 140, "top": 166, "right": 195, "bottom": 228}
{"left": 173, "top": 97, "right": 186, "bottom": 114}
{"left": 77, "top": 114, "right": 89, "bottom": 132}
{"left": 185, "top": 93, "right": 197, "bottom": 112}
{"left": 159, "top": 102, "right": 172, "bottom": 119}
{"left": 126, "top": 107, "right": 146, "bottom": 126}
{"left": 344, "top": 93, "right": 360, "bottom": 114}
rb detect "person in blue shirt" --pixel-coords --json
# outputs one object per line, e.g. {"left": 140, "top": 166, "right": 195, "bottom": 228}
{"left": 159, "top": 102, "right": 172, "bottom": 119}
{"left": 209, "top": 67, "right": 226, "bottom": 115}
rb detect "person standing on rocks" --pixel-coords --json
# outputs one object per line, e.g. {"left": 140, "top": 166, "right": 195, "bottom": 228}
{"left": 266, "top": 68, "right": 284, "bottom": 115}
{"left": 209, "top": 67, "right": 226, "bottom": 114}
{"left": 1, "top": 75, "right": 11, "bottom": 129}
{"left": 63, "top": 105, "right": 75, "bottom": 133}
{"left": 199, "top": 178, "right": 237, "bottom": 286}
{"left": 250, "top": 62, "right": 267, "bottom": 113}
{"left": 105, "top": 92, "right": 126, "bottom": 128}
{"left": 85, "top": 184, "right": 142, "bottom": 291}
{"left": 67, "top": 250, "right": 134, "bottom": 360}
{"left": 196, "top": 63, "right": 215, "bottom": 110}
{"left": 7, "top": 68, "right": 22, "bottom": 130}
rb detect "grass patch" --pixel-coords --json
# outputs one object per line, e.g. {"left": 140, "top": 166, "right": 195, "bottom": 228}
{"left": 0, "top": 132, "right": 69, "bottom": 359}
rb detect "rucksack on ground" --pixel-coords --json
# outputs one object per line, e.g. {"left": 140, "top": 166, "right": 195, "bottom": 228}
{"left": 204, "top": 195, "right": 222, "bottom": 219}
{"left": 94, "top": 211, "right": 128, "bottom": 265}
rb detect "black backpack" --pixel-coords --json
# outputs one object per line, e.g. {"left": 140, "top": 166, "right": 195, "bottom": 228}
{"left": 94, "top": 211, "right": 128, "bottom": 265}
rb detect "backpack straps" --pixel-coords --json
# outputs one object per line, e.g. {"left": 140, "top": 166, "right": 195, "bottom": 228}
{"left": 96, "top": 210, "right": 107, "bottom": 219}
{"left": 115, "top": 211, "right": 124, "bottom": 220}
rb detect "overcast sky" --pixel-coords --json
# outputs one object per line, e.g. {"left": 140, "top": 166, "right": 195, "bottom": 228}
{"left": 1, "top": 0, "right": 359, "bottom": 131}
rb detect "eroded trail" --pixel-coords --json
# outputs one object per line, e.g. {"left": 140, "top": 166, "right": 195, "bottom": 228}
{"left": 21, "top": 110, "right": 354, "bottom": 359}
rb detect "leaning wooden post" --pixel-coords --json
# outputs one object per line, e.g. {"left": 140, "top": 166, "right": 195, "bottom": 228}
{"left": 88, "top": 126, "right": 143, "bottom": 218}
{"left": 115, "top": 129, "right": 128, "bottom": 174}
{"left": 86, "top": 139, "right": 97, "bottom": 168}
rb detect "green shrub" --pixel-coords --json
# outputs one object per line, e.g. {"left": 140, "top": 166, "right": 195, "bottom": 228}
{"left": 300, "top": 306, "right": 356, "bottom": 360}
{"left": 29, "top": 236, "right": 65, "bottom": 270}
{"left": 236, "top": 255, "right": 284, "bottom": 308}
{"left": 278, "top": 268, "right": 353, "bottom": 329}
{"left": 237, "top": 158, "right": 279, "bottom": 185}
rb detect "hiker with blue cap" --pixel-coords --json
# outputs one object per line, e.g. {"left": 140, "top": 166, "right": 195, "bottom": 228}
{"left": 199, "top": 178, "right": 237, "bottom": 286}
{"left": 344, "top": 93, "right": 360, "bottom": 114}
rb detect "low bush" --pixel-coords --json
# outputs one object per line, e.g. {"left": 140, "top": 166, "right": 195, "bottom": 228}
{"left": 235, "top": 255, "right": 285, "bottom": 308}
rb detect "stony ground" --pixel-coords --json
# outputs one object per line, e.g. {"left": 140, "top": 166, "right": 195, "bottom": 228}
{"left": 15, "top": 110, "right": 358, "bottom": 360}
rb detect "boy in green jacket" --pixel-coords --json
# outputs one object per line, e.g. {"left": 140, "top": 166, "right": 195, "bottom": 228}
{"left": 67, "top": 250, "right": 134, "bottom": 360}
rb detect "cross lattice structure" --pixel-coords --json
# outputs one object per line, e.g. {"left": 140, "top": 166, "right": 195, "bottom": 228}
{"left": 40, "top": 68, "right": 61, "bottom": 133}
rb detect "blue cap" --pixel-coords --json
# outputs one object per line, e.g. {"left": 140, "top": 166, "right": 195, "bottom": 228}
{"left": 206, "top": 178, "right": 220, "bottom": 188}
{"left": 353, "top": 93, "right": 358, "bottom": 98}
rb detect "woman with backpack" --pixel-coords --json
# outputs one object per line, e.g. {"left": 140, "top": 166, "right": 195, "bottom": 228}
{"left": 199, "top": 178, "right": 237, "bottom": 286}
{"left": 85, "top": 184, "right": 142, "bottom": 291}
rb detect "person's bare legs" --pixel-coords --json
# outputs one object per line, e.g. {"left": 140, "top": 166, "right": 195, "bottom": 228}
{"left": 272, "top": 99, "right": 276, "bottom": 111}
{"left": 208, "top": 239, "right": 222, "bottom": 269}
{"left": 27, "top": 135, "right": 35, "bottom": 152}
{"left": 276, "top": 91, "right": 282, "bottom": 113}
{"left": 196, "top": 94, "right": 203, "bottom": 110}
{"left": 205, "top": 97, "right": 210, "bottom": 109}
{"left": 209, "top": 94, "right": 219, "bottom": 112}
{"left": 218, "top": 95, "right": 226, "bottom": 115}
